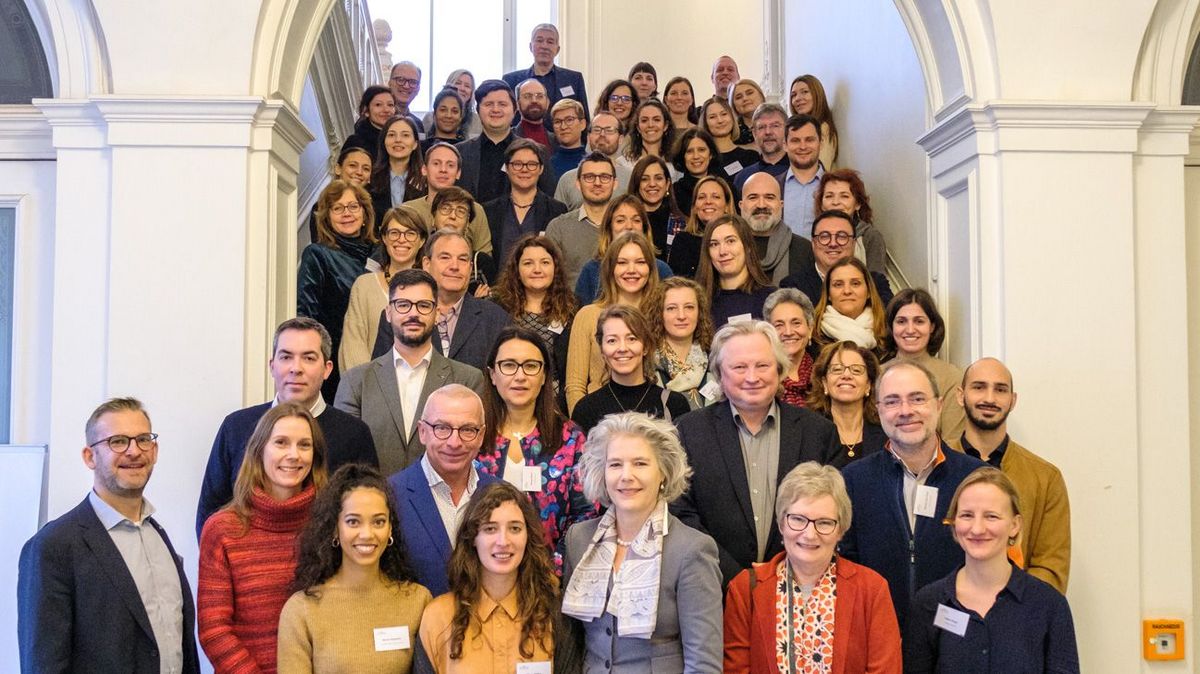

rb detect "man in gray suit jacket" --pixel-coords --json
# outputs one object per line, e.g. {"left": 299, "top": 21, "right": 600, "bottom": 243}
{"left": 335, "top": 268, "right": 484, "bottom": 475}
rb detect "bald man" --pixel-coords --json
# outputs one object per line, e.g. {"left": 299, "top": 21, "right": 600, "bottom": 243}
{"left": 711, "top": 55, "right": 741, "bottom": 99}
{"left": 949, "top": 357, "right": 1072, "bottom": 593}
{"left": 740, "top": 171, "right": 811, "bottom": 284}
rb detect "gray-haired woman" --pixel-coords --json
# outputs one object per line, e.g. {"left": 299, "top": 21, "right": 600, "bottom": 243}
{"left": 764, "top": 287, "right": 816, "bottom": 408}
{"left": 562, "top": 412, "right": 723, "bottom": 673}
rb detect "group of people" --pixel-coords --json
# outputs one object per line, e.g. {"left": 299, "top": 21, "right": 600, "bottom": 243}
{"left": 16, "top": 20, "right": 1079, "bottom": 674}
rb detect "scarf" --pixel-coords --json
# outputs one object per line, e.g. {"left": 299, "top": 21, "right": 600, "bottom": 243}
{"left": 562, "top": 503, "right": 667, "bottom": 639}
{"left": 657, "top": 343, "right": 708, "bottom": 394}
{"left": 332, "top": 231, "right": 374, "bottom": 265}
{"left": 820, "top": 305, "right": 877, "bottom": 348}
{"left": 775, "top": 558, "right": 837, "bottom": 674}
{"left": 758, "top": 223, "right": 794, "bottom": 285}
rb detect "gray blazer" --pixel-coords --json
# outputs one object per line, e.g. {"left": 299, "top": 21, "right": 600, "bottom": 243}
{"left": 433, "top": 294, "right": 511, "bottom": 371}
{"left": 563, "top": 515, "right": 723, "bottom": 674}
{"left": 334, "top": 349, "right": 484, "bottom": 476}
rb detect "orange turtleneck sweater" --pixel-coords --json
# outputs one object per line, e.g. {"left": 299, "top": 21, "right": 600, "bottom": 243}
{"left": 198, "top": 485, "right": 315, "bottom": 674}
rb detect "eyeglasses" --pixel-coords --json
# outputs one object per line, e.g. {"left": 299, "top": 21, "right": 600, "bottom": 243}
{"left": 389, "top": 298, "right": 436, "bottom": 314}
{"left": 507, "top": 160, "right": 542, "bottom": 172}
{"left": 828, "top": 364, "right": 867, "bottom": 377}
{"left": 553, "top": 116, "right": 580, "bottom": 127}
{"left": 436, "top": 204, "right": 470, "bottom": 218}
{"left": 879, "top": 394, "right": 932, "bottom": 411}
{"left": 589, "top": 126, "right": 620, "bottom": 137}
{"left": 390, "top": 76, "right": 419, "bottom": 88}
{"left": 580, "top": 173, "right": 615, "bottom": 185}
{"left": 784, "top": 514, "right": 839, "bottom": 534}
{"left": 91, "top": 433, "right": 159, "bottom": 454}
{"left": 331, "top": 202, "right": 363, "bottom": 216}
{"left": 520, "top": 92, "right": 547, "bottom": 101}
{"left": 608, "top": 94, "right": 633, "bottom": 104}
{"left": 420, "top": 420, "right": 482, "bottom": 441}
{"left": 494, "top": 359, "right": 545, "bottom": 376}
{"left": 813, "top": 231, "right": 853, "bottom": 246}
{"left": 384, "top": 228, "right": 421, "bottom": 243}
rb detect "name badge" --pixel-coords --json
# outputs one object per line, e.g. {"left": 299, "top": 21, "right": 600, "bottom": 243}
{"left": 914, "top": 485, "right": 939, "bottom": 519}
{"left": 933, "top": 604, "right": 970, "bottom": 637}
{"left": 518, "top": 663, "right": 552, "bottom": 674}
{"left": 728, "top": 313, "right": 753, "bottom": 324}
{"left": 724, "top": 161, "right": 743, "bottom": 175}
{"left": 560, "top": 85, "right": 575, "bottom": 97}
{"left": 418, "top": 131, "right": 426, "bottom": 141}
{"left": 508, "top": 464, "right": 542, "bottom": 492}
{"left": 699, "top": 379, "right": 722, "bottom": 402}
{"left": 666, "top": 233, "right": 675, "bottom": 246}
{"left": 373, "top": 626, "right": 411, "bottom": 651}
{"left": 548, "top": 322, "right": 565, "bottom": 335}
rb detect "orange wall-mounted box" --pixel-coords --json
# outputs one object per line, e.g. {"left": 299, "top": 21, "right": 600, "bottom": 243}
{"left": 1143, "top": 619, "right": 1185, "bottom": 661}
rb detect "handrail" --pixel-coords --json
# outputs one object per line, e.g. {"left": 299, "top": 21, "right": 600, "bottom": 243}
{"left": 343, "top": 0, "right": 383, "bottom": 86}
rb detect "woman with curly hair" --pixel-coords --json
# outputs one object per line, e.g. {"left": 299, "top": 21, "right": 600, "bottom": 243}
{"left": 199, "top": 403, "right": 327, "bottom": 674}
{"left": 594, "top": 79, "right": 640, "bottom": 133}
{"left": 492, "top": 235, "right": 577, "bottom": 393}
{"left": 277, "top": 464, "right": 430, "bottom": 673}
{"left": 618, "top": 99, "right": 676, "bottom": 172}
{"left": 649, "top": 277, "right": 715, "bottom": 409}
{"left": 476, "top": 326, "right": 597, "bottom": 570}
{"left": 415, "top": 481, "right": 581, "bottom": 674}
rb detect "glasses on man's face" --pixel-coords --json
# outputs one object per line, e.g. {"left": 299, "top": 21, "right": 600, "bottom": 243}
{"left": 784, "top": 514, "right": 838, "bottom": 534}
{"left": 436, "top": 204, "right": 470, "bottom": 218}
{"left": 91, "top": 433, "right": 159, "bottom": 454}
{"left": 553, "top": 116, "right": 580, "bottom": 128}
{"left": 520, "top": 92, "right": 547, "bottom": 101}
{"left": 507, "top": 160, "right": 542, "bottom": 172}
{"left": 384, "top": 228, "right": 421, "bottom": 243}
{"left": 590, "top": 126, "right": 619, "bottom": 137}
{"left": 879, "top": 393, "right": 932, "bottom": 411}
{"left": 813, "top": 231, "right": 852, "bottom": 247}
{"left": 580, "top": 173, "right": 615, "bottom": 185}
{"left": 420, "top": 420, "right": 482, "bottom": 441}
{"left": 389, "top": 298, "right": 436, "bottom": 314}
{"left": 494, "top": 359, "right": 544, "bottom": 376}
{"left": 609, "top": 94, "right": 633, "bottom": 104}
{"left": 828, "top": 364, "right": 867, "bottom": 377}
{"left": 331, "top": 202, "right": 363, "bottom": 216}
{"left": 391, "top": 76, "right": 419, "bottom": 88}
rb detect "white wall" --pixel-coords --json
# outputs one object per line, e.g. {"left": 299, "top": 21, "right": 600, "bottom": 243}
{"left": 782, "top": 0, "right": 929, "bottom": 289}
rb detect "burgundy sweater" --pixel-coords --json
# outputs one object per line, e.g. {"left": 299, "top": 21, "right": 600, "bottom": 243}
{"left": 198, "top": 486, "right": 314, "bottom": 674}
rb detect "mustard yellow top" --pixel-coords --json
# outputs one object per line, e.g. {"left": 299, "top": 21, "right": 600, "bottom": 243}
{"left": 565, "top": 303, "right": 607, "bottom": 413}
{"left": 419, "top": 589, "right": 553, "bottom": 674}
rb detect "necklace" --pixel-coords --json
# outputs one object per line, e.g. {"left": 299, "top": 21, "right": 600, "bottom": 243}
{"left": 842, "top": 441, "right": 861, "bottom": 458}
{"left": 512, "top": 198, "right": 534, "bottom": 208}
{"left": 615, "top": 537, "right": 635, "bottom": 547}
{"left": 608, "top": 382, "right": 652, "bottom": 412}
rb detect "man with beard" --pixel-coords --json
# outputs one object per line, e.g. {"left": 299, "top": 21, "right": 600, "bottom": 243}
{"left": 740, "top": 171, "right": 810, "bottom": 284}
{"left": 781, "top": 210, "right": 894, "bottom": 307}
{"left": 513, "top": 79, "right": 555, "bottom": 148}
{"left": 711, "top": 55, "right": 741, "bottom": 99}
{"left": 457, "top": 79, "right": 556, "bottom": 205}
{"left": 732, "top": 104, "right": 791, "bottom": 194}
{"left": 554, "top": 111, "right": 632, "bottom": 209}
{"left": 336, "top": 268, "right": 484, "bottom": 475}
{"left": 546, "top": 152, "right": 618, "bottom": 287}
{"left": 949, "top": 357, "right": 1072, "bottom": 593}
{"left": 779, "top": 114, "right": 825, "bottom": 239}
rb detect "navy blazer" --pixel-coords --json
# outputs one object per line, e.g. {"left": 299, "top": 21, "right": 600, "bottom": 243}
{"left": 18, "top": 496, "right": 200, "bottom": 673}
{"left": 670, "top": 402, "right": 839, "bottom": 586}
{"left": 502, "top": 64, "right": 590, "bottom": 130}
{"left": 389, "top": 461, "right": 498, "bottom": 597}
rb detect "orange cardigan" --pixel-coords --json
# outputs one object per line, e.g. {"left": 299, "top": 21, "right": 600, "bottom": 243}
{"left": 723, "top": 552, "right": 903, "bottom": 674}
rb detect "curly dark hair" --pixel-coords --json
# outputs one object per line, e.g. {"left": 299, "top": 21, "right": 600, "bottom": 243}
{"left": 492, "top": 235, "right": 577, "bottom": 326}
{"left": 806, "top": 340, "right": 881, "bottom": 424}
{"left": 289, "top": 464, "right": 416, "bottom": 597}
{"left": 623, "top": 99, "right": 676, "bottom": 164}
{"left": 481, "top": 326, "right": 568, "bottom": 458}
{"left": 445, "top": 482, "right": 558, "bottom": 660}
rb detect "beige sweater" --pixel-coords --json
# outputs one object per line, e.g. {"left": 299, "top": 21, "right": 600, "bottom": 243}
{"left": 565, "top": 303, "right": 607, "bottom": 413}
{"left": 277, "top": 579, "right": 432, "bottom": 673}
{"left": 339, "top": 272, "right": 390, "bottom": 372}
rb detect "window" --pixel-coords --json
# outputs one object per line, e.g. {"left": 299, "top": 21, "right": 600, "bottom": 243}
{"left": 0, "top": 207, "right": 12, "bottom": 442}
{"left": 369, "top": 0, "right": 555, "bottom": 112}
{"left": 0, "top": 0, "right": 53, "bottom": 103}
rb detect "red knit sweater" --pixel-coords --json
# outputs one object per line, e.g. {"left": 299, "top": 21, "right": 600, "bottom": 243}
{"left": 198, "top": 486, "right": 314, "bottom": 674}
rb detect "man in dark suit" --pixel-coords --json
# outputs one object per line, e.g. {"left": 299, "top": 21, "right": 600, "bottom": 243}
{"left": 195, "top": 317, "right": 377, "bottom": 537}
{"left": 780, "top": 209, "right": 894, "bottom": 307}
{"left": 336, "top": 268, "right": 485, "bottom": 475}
{"left": 502, "top": 23, "right": 589, "bottom": 131}
{"left": 423, "top": 229, "right": 511, "bottom": 370}
{"left": 19, "top": 397, "right": 200, "bottom": 673}
{"left": 388, "top": 384, "right": 498, "bottom": 596}
{"left": 672, "top": 321, "right": 839, "bottom": 585}
{"left": 457, "top": 79, "right": 556, "bottom": 205}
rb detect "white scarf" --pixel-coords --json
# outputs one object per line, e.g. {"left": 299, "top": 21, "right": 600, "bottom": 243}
{"left": 820, "top": 305, "right": 877, "bottom": 348}
{"left": 562, "top": 503, "right": 668, "bottom": 639}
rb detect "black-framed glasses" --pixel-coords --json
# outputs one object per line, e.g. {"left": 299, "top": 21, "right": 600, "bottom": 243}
{"left": 91, "top": 433, "right": 159, "bottom": 454}
{"left": 419, "top": 420, "right": 482, "bottom": 441}
{"left": 331, "top": 202, "right": 363, "bottom": 216}
{"left": 589, "top": 126, "right": 620, "bottom": 137}
{"left": 784, "top": 514, "right": 838, "bottom": 534}
{"left": 828, "top": 364, "right": 867, "bottom": 377}
{"left": 507, "top": 160, "right": 542, "bottom": 172}
{"left": 389, "top": 298, "right": 435, "bottom": 314}
{"left": 608, "top": 94, "right": 633, "bottom": 104}
{"left": 384, "top": 228, "right": 421, "bottom": 243}
{"left": 494, "top": 359, "right": 544, "bottom": 376}
{"left": 580, "top": 173, "right": 615, "bottom": 184}
{"left": 813, "top": 231, "right": 853, "bottom": 246}
{"left": 553, "top": 116, "right": 580, "bottom": 127}
{"left": 390, "top": 76, "right": 419, "bottom": 88}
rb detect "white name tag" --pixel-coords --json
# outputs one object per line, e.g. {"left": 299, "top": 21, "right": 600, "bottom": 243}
{"left": 724, "top": 160, "right": 743, "bottom": 175}
{"left": 728, "top": 313, "right": 753, "bottom": 324}
{"left": 560, "top": 85, "right": 575, "bottom": 97}
{"left": 373, "top": 625, "right": 410, "bottom": 651}
{"left": 666, "top": 233, "right": 675, "bottom": 246}
{"left": 508, "top": 463, "right": 543, "bottom": 492}
{"left": 914, "top": 485, "right": 939, "bottom": 519}
{"left": 548, "top": 322, "right": 565, "bottom": 335}
{"left": 517, "top": 663, "right": 552, "bottom": 674}
{"left": 699, "top": 379, "right": 722, "bottom": 402}
{"left": 418, "top": 131, "right": 427, "bottom": 141}
{"left": 933, "top": 604, "right": 970, "bottom": 636}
